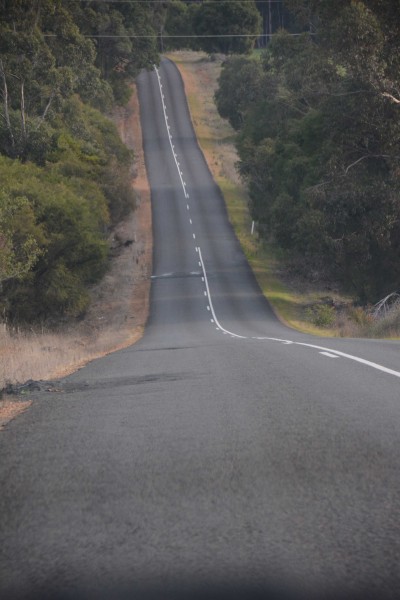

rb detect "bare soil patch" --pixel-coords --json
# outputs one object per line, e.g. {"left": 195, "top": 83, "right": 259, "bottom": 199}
{"left": 0, "top": 84, "right": 152, "bottom": 426}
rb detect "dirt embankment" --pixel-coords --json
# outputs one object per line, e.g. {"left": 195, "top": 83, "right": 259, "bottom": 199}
{"left": 0, "top": 85, "right": 152, "bottom": 427}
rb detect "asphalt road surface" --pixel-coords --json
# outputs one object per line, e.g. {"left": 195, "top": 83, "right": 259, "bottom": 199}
{"left": 1, "top": 59, "right": 400, "bottom": 600}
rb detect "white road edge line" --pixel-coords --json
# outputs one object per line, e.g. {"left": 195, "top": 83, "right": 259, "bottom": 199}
{"left": 298, "top": 342, "right": 400, "bottom": 378}
{"left": 198, "top": 247, "right": 246, "bottom": 339}
{"left": 199, "top": 245, "right": 400, "bottom": 377}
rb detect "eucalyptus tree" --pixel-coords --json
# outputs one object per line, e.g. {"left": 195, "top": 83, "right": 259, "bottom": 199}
{"left": 193, "top": 0, "right": 261, "bottom": 54}
{"left": 216, "top": 1, "right": 400, "bottom": 300}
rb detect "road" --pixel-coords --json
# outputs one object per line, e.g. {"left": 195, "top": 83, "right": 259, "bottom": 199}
{"left": 1, "top": 58, "right": 400, "bottom": 600}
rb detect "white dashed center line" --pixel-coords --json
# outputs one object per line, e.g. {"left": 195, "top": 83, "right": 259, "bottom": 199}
{"left": 320, "top": 352, "right": 339, "bottom": 359}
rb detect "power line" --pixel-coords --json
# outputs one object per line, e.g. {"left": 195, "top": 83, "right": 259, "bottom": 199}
{"left": 42, "top": 33, "right": 312, "bottom": 38}
{"left": 60, "top": 1, "right": 285, "bottom": 3}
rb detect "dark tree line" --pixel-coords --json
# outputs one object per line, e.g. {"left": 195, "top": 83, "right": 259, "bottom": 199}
{"left": 164, "top": 0, "right": 261, "bottom": 54}
{"left": 215, "top": 0, "right": 400, "bottom": 301}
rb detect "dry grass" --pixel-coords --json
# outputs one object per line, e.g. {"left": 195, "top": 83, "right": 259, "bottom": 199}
{"left": 0, "top": 398, "right": 32, "bottom": 430}
{"left": 0, "top": 319, "right": 141, "bottom": 391}
{"left": 0, "top": 84, "right": 152, "bottom": 404}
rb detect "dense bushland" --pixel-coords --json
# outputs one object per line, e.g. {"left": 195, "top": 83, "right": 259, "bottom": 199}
{"left": 215, "top": 0, "right": 400, "bottom": 303}
{"left": 0, "top": 0, "right": 161, "bottom": 323}
{"left": 164, "top": 0, "right": 261, "bottom": 54}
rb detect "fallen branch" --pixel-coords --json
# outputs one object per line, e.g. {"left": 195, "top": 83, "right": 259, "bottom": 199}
{"left": 344, "top": 154, "right": 391, "bottom": 174}
{"left": 382, "top": 92, "right": 400, "bottom": 105}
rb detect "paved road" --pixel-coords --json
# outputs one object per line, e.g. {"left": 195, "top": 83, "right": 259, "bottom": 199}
{"left": 1, "top": 59, "right": 400, "bottom": 600}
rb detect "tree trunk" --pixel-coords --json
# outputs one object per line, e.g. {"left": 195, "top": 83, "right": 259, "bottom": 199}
{"left": 0, "top": 60, "right": 15, "bottom": 152}
{"left": 20, "top": 81, "right": 27, "bottom": 141}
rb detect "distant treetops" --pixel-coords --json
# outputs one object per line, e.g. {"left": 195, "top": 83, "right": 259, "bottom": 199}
{"left": 215, "top": 0, "right": 400, "bottom": 302}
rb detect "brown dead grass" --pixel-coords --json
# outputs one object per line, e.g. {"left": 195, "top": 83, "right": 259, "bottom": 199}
{"left": 0, "top": 84, "right": 152, "bottom": 425}
{"left": 0, "top": 399, "right": 32, "bottom": 430}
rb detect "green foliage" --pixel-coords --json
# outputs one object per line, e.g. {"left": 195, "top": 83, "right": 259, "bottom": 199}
{"left": 217, "top": 4, "right": 400, "bottom": 302}
{"left": 164, "top": 0, "right": 261, "bottom": 54}
{"left": 0, "top": 156, "right": 109, "bottom": 321}
{"left": 305, "top": 304, "right": 336, "bottom": 328}
{"left": 215, "top": 57, "right": 264, "bottom": 129}
{"left": 193, "top": 0, "right": 261, "bottom": 55}
{"left": 0, "top": 1, "right": 151, "bottom": 325}
{"left": 70, "top": 0, "right": 160, "bottom": 99}
{"left": 164, "top": 1, "right": 197, "bottom": 51}
{"left": 0, "top": 191, "right": 44, "bottom": 286}
{"left": 0, "top": 0, "right": 160, "bottom": 162}
{"left": 53, "top": 96, "right": 135, "bottom": 224}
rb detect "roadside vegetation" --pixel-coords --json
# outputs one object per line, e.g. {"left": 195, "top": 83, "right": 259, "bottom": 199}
{"left": 167, "top": 1, "right": 400, "bottom": 339}
{"left": 0, "top": 0, "right": 161, "bottom": 325}
{"left": 215, "top": 2, "right": 400, "bottom": 326}
{"left": 0, "top": 84, "right": 152, "bottom": 394}
{"left": 0, "top": 1, "right": 158, "bottom": 394}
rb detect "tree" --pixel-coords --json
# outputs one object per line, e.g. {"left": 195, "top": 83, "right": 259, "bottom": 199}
{"left": 216, "top": 6, "right": 400, "bottom": 300}
{"left": 0, "top": 2, "right": 112, "bottom": 161}
{"left": 164, "top": 0, "right": 197, "bottom": 50}
{"left": 215, "top": 56, "right": 265, "bottom": 129}
{"left": 193, "top": 0, "right": 261, "bottom": 54}
{"left": 0, "top": 191, "right": 43, "bottom": 290}
{"left": 72, "top": 1, "right": 159, "bottom": 104}
{"left": 0, "top": 156, "right": 109, "bottom": 321}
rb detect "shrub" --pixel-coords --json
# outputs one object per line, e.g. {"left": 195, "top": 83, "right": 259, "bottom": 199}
{"left": 306, "top": 304, "right": 336, "bottom": 328}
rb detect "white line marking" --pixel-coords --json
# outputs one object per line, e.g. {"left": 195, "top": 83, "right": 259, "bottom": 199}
{"left": 193, "top": 233, "right": 196, "bottom": 239}
{"left": 198, "top": 247, "right": 246, "bottom": 339}
{"left": 198, "top": 248, "right": 400, "bottom": 378}
{"left": 320, "top": 352, "right": 339, "bottom": 358}
{"left": 189, "top": 219, "right": 192, "bottom": 224}
{"left": 154, "top": 65, "right": 188, "bottom": 199}
{"left": 296, "top": 342, "right": 400, "bottom": 379}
